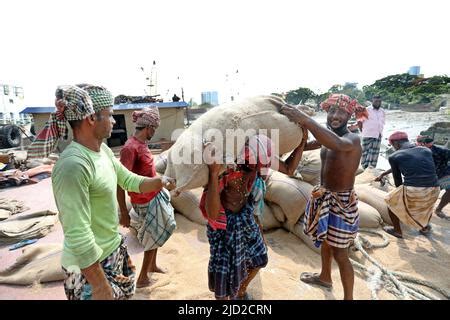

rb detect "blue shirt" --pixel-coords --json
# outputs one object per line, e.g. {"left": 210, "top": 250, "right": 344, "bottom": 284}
{"left": 388, "top": 145, "right": 438, "bottom": 188}
{"left": 430, "top": 145, "right": 450, "bottom": 178}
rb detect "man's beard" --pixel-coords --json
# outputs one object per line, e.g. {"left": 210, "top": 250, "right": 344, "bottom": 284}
{"left": 327, "top": 121, "right": 348, "bottom": 136}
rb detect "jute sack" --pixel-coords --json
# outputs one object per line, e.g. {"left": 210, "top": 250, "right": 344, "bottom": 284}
{"left": 170, "top": 188, "right": 207, "bottom": 226}
{"left": 265, "top": 170, "right": 313, "bottom": 225}
{"left": 266, "top": 202, "right": 286, "bottom": 223}
{"left": 155, "top": 150, "right": 169, "bottom": 174}
{"left": 358, "top": 201, "right": 383, "bottom": 228}
{"left": 259, "top": 203, "right": 281, "bottom": 231}
{"left": 294, "top": 149, "right": 321, "bottom": 185}
{"left": 164, "top": 95, "right": 305, "bottom": 192}
{"left": 355, "top": 167, "right": 383, "bottom": 185}
{"left": 282, "top": 219, "right": 320, "bottom": 254}
{"left": 355, "top": 184, "right": 392, "bottom": 225}
{"left": 0, "top": 243, "right": 63, "bottom": 285}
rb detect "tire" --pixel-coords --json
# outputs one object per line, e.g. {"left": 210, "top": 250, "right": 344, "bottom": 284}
{"left": 0, "top": 125, "right": 22, "bottom": 148}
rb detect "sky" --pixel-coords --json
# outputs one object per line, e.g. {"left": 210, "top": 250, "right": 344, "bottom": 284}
{"left": 1, "top": 0, "right": 449, "bottom": 106}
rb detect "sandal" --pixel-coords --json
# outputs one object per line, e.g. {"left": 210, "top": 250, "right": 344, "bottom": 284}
{"left": 383, "top": 226, "right": 403, "bottom": 239}
{"left": 300, "top": 272, "right": 332, "bottom": 288}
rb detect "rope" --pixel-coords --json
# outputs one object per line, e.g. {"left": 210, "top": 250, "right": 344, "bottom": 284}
{"left": 350, "top": 228, "right": 449, "bottom": 300}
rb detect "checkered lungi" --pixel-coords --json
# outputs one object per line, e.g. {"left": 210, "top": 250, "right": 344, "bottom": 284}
{"left": 361, "top": 137, "right": 382, "bottom": 169}
{"left": 207, "top": 200, "right": 268, "bottom": 299}
{"left": 62, "top": 237, "right": 136, "bottom": 300}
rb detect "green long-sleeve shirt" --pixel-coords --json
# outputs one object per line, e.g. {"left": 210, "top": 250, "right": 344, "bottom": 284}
{"left": 52, "top": 142, "right": 144, "bottom": 269}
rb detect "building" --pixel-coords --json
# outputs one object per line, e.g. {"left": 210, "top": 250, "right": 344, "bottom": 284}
{"left": 0, "top": 83, "right": 30, "bottom": 124}
{"left": 20, "top": 101, "right": 189, "bottom": 150}
{"left": 201, "top": 91, "right": 219, "bottom": 106}
{"left": 408, "top": 66, "right": 421, "bottom": 76}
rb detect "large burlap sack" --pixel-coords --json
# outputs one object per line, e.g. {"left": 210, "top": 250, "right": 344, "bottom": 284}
{"left": 164, "top": 95, "right": 305, "bottom": 192}
{"left": 260, "top": 203, "right": 281, "bottom": 231}
{"left": 265, "top": 170, "right": 313, "bottom": 226}
{"left": 0, "top": 243, "right": 63, "bottom": 285}
{"left": 355, "top": 168, "right": 394, "bottom": 192}
{"left": 266, "top": 202, "right": 286, "bottom": 223}
{"left": 155, "top": 150, "right": 169, "bottom": 174}
{"left": 282, "top": 220, "right": 320, "bottom": 254}
{"left": 294, "top": 149, "right": 321, "bottom": 185}
{"left": 170, "top": 188, "right": 207, "bottom": 226}
{"left": 358, "top": 201, "right": 383, "bottom": 228}
{"left": 355, "top": 184, "right": 392, "bottom": 225}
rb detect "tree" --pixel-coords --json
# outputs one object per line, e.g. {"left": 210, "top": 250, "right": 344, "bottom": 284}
{"left": 285, "top": 87, "right": 317, "bottom": 105}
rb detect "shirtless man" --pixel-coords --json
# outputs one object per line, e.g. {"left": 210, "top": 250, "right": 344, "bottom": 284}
{"left": 281, "top": 94, "right": 368, "bottom": 300}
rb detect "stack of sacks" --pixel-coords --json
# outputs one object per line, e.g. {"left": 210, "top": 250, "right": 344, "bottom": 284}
{"left": 0, "top": 244, "right": 64, "bottom": 285}
{"left": 294, "top": 149, "right": 321, "bottom": 186}
{"left": 155, "top": 150, "right": 169, "bottom": 175}
{"left": 355, "top": 184, "right": 393, "bottom": 225}
{"left": 0, "top": 210, "right": 58, "bottom": 244}
{"left": 164, "top": 95, "right": 307, "bottom": 193}
{"left": 170, "top": 188, "right": 207, "bottom": 226}
{"left": 264, "top": 170, "right": 313, "bottom": 227}
{"left": 355, "top": 167, "right": 394, "bottom": 192}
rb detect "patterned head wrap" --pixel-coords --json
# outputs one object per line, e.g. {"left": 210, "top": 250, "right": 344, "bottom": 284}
{"left": 320, "top": 94, "right": 369, "bottom": 122}
{"left": 27, "top": 84, "right": 113, "bottom": 160}
{"left": 132, "top": 107, "right": 160, "bottom": 128}
{"left": 76, "top": 84, "right": 114, "bottom": 113}
{"left": 237, "top": 134, "right": 273, "bottom": 168}
{"left": 388, "top": 131, "right": 409, "bottom": 145}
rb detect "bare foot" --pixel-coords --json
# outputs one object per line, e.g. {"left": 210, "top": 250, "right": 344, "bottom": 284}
{"left": 149, "top": 266, "right": 167, "bottom": 274}
{"left": 136, "top": 278, "right": 154, "bottom": 288}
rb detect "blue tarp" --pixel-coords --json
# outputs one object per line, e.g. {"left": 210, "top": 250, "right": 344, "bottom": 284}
{"left": 20, "top": 102, "right": 189, "bottom": 114}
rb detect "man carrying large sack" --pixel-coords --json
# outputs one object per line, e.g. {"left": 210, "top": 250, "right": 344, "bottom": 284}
{"left": 117, "top": 107, "right": 176, "bottom": 288}
{"left": 377, "top": 132, "right": 440, "bottom": 238}
{"left": 281, "top": 94, "right": 368, "bottom": 300}
{"left": 201, "top": 133, "right": 307, "bottom": 300}
{"left": 52, "top": 85, "right": 169, "bottom": 300}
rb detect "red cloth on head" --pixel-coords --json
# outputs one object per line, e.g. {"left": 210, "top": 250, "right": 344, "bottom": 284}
{"left": 388, "top": 131, "right": 408, "bottom": 145}
{"left": 320, "top": 94, "right": 369, "bottom": 121}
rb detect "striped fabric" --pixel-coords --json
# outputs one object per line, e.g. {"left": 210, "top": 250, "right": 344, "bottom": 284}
{"left": 385, "top": 185, "right": 440, "bottom": 229}
{"left": 62, "top": 237, "right": 136, "bottom": 300}
{"left": 207, "top": 200, "right": 268, "bottom": 299}
{"left": 361, "top": 137, "right": 382, "bottom": 169}
{"left": 26, "top": 114, "right": 68, "bottom": 159}
{"left": 131, "top": 188, "right": 176, "bottom": 251}
{"left": 304, "top": 186, "right": 359, "bottom": 249}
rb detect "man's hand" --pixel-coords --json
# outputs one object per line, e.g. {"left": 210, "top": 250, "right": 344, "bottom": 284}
{"left": 374, "top": 175, "right": 383, "bottom": 182}
{"left": 280, "top": 104, "right": 311, "bottom": 126}
{"left": 92, "top": 283, "right": 114, "bottom": 300}
{"left": 119, "top": 209, "right": 130, "bottom": 228}
{"left": 203, "top": 141, "right": 223, "bottom": 175}
{"left": 161, "top": 176, "right": 176, "bottom": 190}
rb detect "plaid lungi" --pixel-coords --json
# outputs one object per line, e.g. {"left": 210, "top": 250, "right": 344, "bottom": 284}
{"left": 207, "top": 201, "right": 268, "bottom": 299}
{"left": 62, "top": 237, "right": 136, "bottom": 300}
{"left": 131, "top": 188, "right": 176, "bottom": 251}
{"left": 304, "top": 186, "right": 359, "bottom": 248}
{"left": 361, "top": 137, "right": 382, "bottom": 169}
{"left": 385, "top": 185, "right": 440, "bottom": 229}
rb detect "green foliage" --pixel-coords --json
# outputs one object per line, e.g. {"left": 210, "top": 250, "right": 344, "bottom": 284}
{"left": 363, "top": 73, "right": 450, "bottom": 104}
{"left": 285, "top": 87, "right": 317, "bottom": 105}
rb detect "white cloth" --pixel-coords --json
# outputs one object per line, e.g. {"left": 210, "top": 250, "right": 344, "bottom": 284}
{"left": 361, "top": 106, "right": 385, "bottom": 138}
